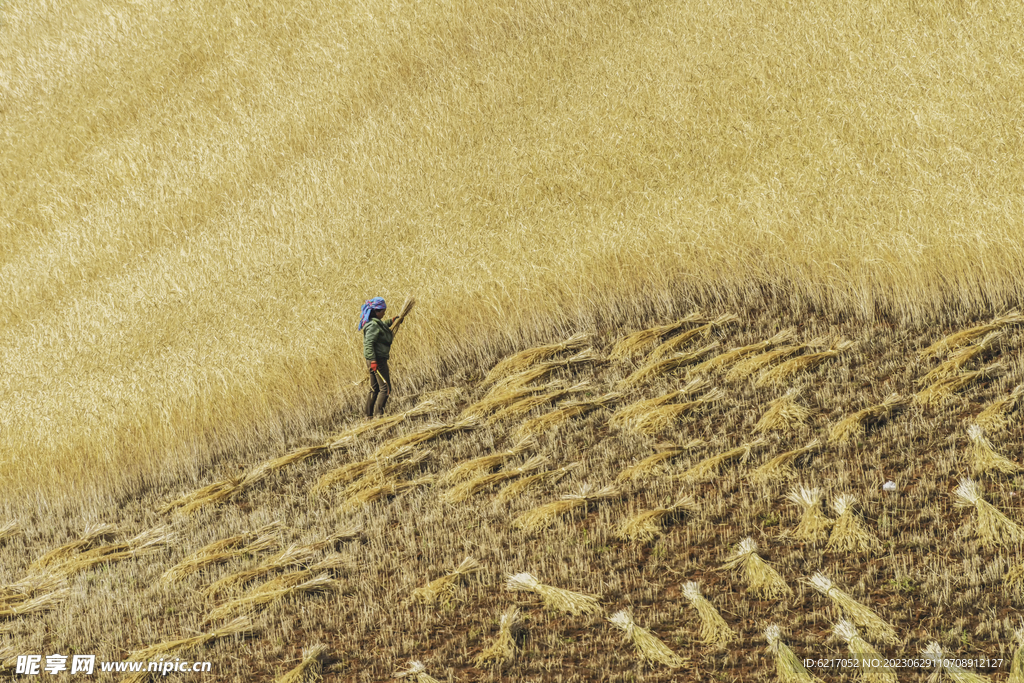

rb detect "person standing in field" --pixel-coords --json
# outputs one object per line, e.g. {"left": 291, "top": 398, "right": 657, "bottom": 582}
{"left": 359, "top": 297, "right": 402, "bottom": 418}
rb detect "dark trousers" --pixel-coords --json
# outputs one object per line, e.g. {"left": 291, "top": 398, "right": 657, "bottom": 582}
{"left": 365, "top": 358, "right": 392, "bottom": 418}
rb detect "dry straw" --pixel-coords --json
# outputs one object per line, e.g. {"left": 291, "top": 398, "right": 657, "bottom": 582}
{"left": 389, "top": 296, "right": 417, "bottom": 336}
{"left": 966, "top": 425, "right": 1020, "bottom": 475}
{"left": 488, "top": 382, "right": 591, "bottom": 423}
{"left": 608, "top": 609, "right": 687, "bottom": 668}
{"left": 340, "top": 474, "right": 436, "bottom": 512}
{"left": 516, "top": 392, "right": 621, "bottom": 438}
{"left": 443, "top": 455, "right": 549, "bottom": 503}
{"left": 725, "top": 340, "right": 817, "bottom": 382}
{"left": 474, "top": 606, "right": 521, "bottom": 668}
{"left": 976, "top": 384, "right": 1024, "bottom": 432}
{"left": 754, "top": 390, "right": 813, "bottom": 433}
{"left": 1006, "top": 562, "right": 1024, "bottom": 601}
{"left": 923, "top": 641, "right": 992, "bottom": 683}
{"left": 374, "top": 417, "right": 481, "bottom": 460}
{"left": 203, "top": 535, "right": 354, "bottom": 598}
{"left": 825, "top": 495, "right": 880, "bottom": 554}
{"left": 919, "top": 309, "right": 1023, "bottom": 358}
{"left": 0, "top": 521, "right": 22, "bottom": 545}
{"left": 786, "top": 486, "right": 831, "bottom": 541}
{"left": 681, "top": 581, "right": 735, "bottom": 645}
{"left": 649, "top": 313, "right": 740, "bottom": 359}
{"left": 954, "top": 477, "right": 1024, "bottom": 547}
{"left": 674, "top": 438, "right": 767, "bottom": 484}
{"left": 615, "top": 495, "right": 697, "bottom": 542}
{"left": 756, "top": 339, "right": 857, "bottom": 386}
{"left": 328, "top": 398, "right": 439, "bottom": 446}
{"left": 344, "top": 451, "right": 431, "bottom": 495}
{"left": 483, "top": 331, "right": 591, "bottom": 385}
{"left": 616, "top": 439, "right": 705, "bottom": 483}
{"left": 393, "top": 660, "right": 442, "bottom": 683}
{"left": 751, "top": 440, "right": 821, "bottom": 484}
{"left": 161, "top": 523, "right": 281, "bottom": 586}
{"left": 834, "top": 620, "right": 896, "bottom": 683}
{"left": 921, "top": 330, "right": 1003, "bottom": 384}
{"left": 691, "top": 328, "right": 797, "bottom": 375}
{"left": 443, "top": 436, "right": 538, "bottom": 483}
{"left": 460, "top": 385, "right": 548, "bottom": 420}
{"left": 411, "top": 556, "right": 481, "bottom": 605}
{"left": 496, "top": 462, "right": 579, "bottom": 502}
{"left": 610, "top": 311, "right": 708, "bottom": 359}
{"left": 312, "top": 451, "right": 404, "bottom": 495}
{"left": 513, "top": 483, "right": 621, "bottom": 531}
{"left": 625, "top": 391, "right": 724, "bottom": 435}
{"left": 808, "top": 573, "right": 899, "bottom": 645}
{"left": 483, "top": 348, "right": 603, "bottom": 398}
{"left": 129, "top": 615, "right": 254, "bottom": 662}
{"left": 619, "top": 341, "right": 720, "bottom": 387}
{"left": 829, "top": 394, "right": 909, "bottom": 445}
{"left": 49, "top": 526, "right": 175, "bottom": 578}
{"left": 275, "top": 644, "right": 328, "bottom": 683}
{"left": 0, "top": 587, "right": 70, "bottom": 619}
{"left": 914, "top": 363, "right": 1005, "bottom": 407}
{"left": 720, "top": 538, "right": 791, "bottom": 599}
{"left": 611, "top": 379, "right": 708, "bottom": 423}
{"left": 505, "top": 571, "right": 601, "bottom": 616}
{"left": 764, "top": 624, "right": 822, "bottom": 683}
{"left": 207, "top": 573, "right": 339, "bottom": 622}
{"left": 28, "top": 523, "right": 118, "bottom": 571}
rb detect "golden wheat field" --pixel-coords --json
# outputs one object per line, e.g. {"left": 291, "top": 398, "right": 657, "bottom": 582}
{"left": 4, "top": 0, "right": 1024, "bottom": 680}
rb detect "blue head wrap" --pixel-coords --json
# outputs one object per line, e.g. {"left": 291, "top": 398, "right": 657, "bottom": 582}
{"left": 358, "top": 297, "right": 387, "bottom": 331}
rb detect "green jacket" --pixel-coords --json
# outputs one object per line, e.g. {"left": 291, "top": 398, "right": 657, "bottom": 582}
{"left": 363, "top": 317, "right": 395, "bottom": 360}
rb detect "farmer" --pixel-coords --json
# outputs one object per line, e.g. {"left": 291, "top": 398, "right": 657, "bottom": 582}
{"left": 359, "top": 297, "right": 402, "bottom": 418}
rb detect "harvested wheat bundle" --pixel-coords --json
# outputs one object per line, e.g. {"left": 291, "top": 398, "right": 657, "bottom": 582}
{"left": 484, "top": 348, "right": 604, "bottom": 398}
{"left": 516, "top": 392, "right": 622, "bottom": 438}
{"left": 0, "top": 521, "right": 22, "bottom": 545}
{"left": 786, "top": 486, "right": 832, "bottom": 542}
{"left": 922, "top": 330, "right": 1003, "bottom": 384}
{"left": 51, "top": 526, "right": 175, "bottom": 577}
{"left": 207, "top": 574, "right": 339, "bottom": 622}
{"left": 130, "top": 616, "right": 254, "bottom": 662}
{"left": 474, "top": 606, "right": 521, "bottom": 668}
{"left": 328, "top": 399, "right": 439, "bottom": 447}
{"left": 914, "top": 363, "right": 1005, "bottom": 407}
{"left": 620, "top": 342, "right": 720, "bottom": 387}
{"left": 611, "top": 379, "right": 709, "bottom": 424}
{"left": 834, "top": 620, "right": 896, "bottom": 683}
{"left": 967, "top": 424, "right": 1020, "bottom": 475}
{"left": 923, "top": 641, "right": 992, "bottom": 683}
{"left": 275, "top": 644, "right": 328, "bottom": 683}
{"left": 161, "top": 523, "right": 282, "bottom": 586}
{"left": 345, "top": 451, "right": 431, "bottom": 495}
{"left": 754, "top": 390, "right": 814, "bottom": 433}
{"left": 725, "top": 341, "right": 813, "bottom": 382}
{"left": 484, "top": 332, "right": 592, "bottom": 385}
{"left": 977, "top": 384, "right": 1024, "bottom": 432}
{"left": 808, "top": 573, "right": 899, "bottom": 645}
{"left": 444, "top": 455, "right": 549, "bottom": 503}
{"left": 829, "top": 394, "right": 909, "bottom": 445}
{"left": 615, "top": 495, "right": 697, "bottom": 542}
{"left": 28, "top": 523, "right": 119, "bottom": 571}
{"left": 764, "top": 624, "right": 822, "bottom": 683}
{"left": 393, "top": 660, "right": 442, "bottom": 683}
{"left": 496, "top": 463, "right": 579, "bottom": 502}
{"left": 720, "top": 538, "right": 791, "bottom": 598}
{"left": 0, "top": 588, "right": 69, "bottom": 619}
{"left": 340, "top": 474, "right": 436, "bottom": 512}
{"left": 514, "top": 484, "right": 621, "bottom": 532}
{"left": 626, "top": 391, "right": 724, "bottom": 435}
{"left": 202, "top": 538, "right": 342, "bottom": 599}
{"left": 649, "top": 313, "right": 739, "bottom": 360}
{"left": 160, "top": 477, "right": 245, "bottom": 515}
{"left": 692, "top": 329, "right": 797, "bottom": 375}
{"left": 674, "top": 438, "right": 767, "bottom": 484}
{"left": 412, "top": 556, "right": 481, "bottom": 604}
{"left": 444, "top": 436, "right": 538, "bottom": 483}
{"left": 374, "top": 417, "right": 481, "bottom": 460}
{"left": 825, "top": 495, "right": 880, "bottom": 554}
{"left": 505, "top": 572, "right": 601, "bottom": 616}
{"left": 387, "top": 296, "right": 417, "bottom": 336}
{"left": 757, "top": 339, "right": 857, "bottom": 386}
{"left": 919, "top": 309, "right": 1023, "bottom": 358}
{"left": 0, "top": 645, "right": 14, "bottom": 674}
{"left": 751, "top": 440, "right": 821, "bottom": 484}
{"left": 609, "top": 609, "right": 688, "bottom": 668}
{"left": 245, "top": 445, "right": 330, "bottom": 485}
{"left": 617, "top": 440, "right": 705, "bottom": 483}
{"left": 489, "top": 382, "right": 591, "bottom": 423}
{"left": 1010, "top": 626, "right": 1024, "bottom": 683}
{"left": 312, "top": 451, "right": 401, "bottom": 495}
{"left": 955, "top": 477, "right": 1024, "bottom": 547}
{"left": 1005, "top": 561, "right": 1024, "bottom": 600}
{"left": 681, "top": 581, "right": 736, "bottom": 645}
{"left": 461, "top": 385, "right": 548, "bottom": 421}
{"left": 610, "top": 311, "right": 709, "bottom": 359}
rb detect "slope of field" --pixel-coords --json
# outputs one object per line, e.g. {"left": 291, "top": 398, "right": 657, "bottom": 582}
{"left": 2, "top": 306, "right": 1023, "bottom": 681}
{"left": 3, "top": 0, "right": 1024, "bottom": 513}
